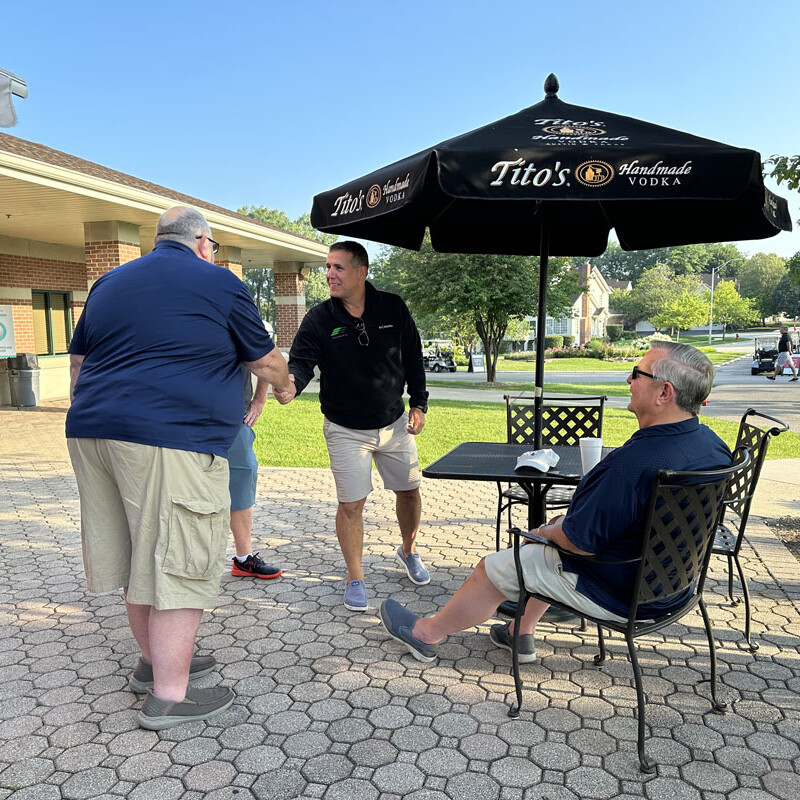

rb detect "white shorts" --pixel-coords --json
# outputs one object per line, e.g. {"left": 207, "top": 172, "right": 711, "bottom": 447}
{"left": 484, "top": 543, "right": 626, "bottom": 623}
{"left": 775, "top": 351, "right": 795, "bottom": 368}
{"left": 323, "top": 413, "right": 421, "bottom": 503}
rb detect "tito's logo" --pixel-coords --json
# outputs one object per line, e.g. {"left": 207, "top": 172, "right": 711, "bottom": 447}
{"left": 575, "top": 160, "right": 614, "bottom": 187}
{"left": 366, "top": 185, "right": 382, "bottom": 208}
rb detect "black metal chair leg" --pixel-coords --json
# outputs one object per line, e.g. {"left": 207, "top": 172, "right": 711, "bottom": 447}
{"left": 593, "top": 624, "right": 607, "bottom": 665}
{"left": 699, "top": 599, "right": 728, "bottom": 712}
{"left": 726, "top": 554, "right": 740, "bottom": 605}
{"left": 733, "top": 555, "right": 759, "bottom": 652}
{"left": 625, "top": 635, "right": 656, "bottom": 773}
{"left": 508, "top": 595, "right": 527, "bottom": 718}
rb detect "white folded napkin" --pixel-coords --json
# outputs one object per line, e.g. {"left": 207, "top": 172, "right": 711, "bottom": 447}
{"left": 515, "top": 449, "right": 560, "bottom": 472}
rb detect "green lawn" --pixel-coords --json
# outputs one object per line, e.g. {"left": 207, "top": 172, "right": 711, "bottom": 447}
{"left": 427, "top": 379, "right": 632, "bottom": 396}
{"left": 253, "top": 394, "right": 800, "bottom": 467}
{"left": 495, "top": 351, "right": 746, "bottom": 372}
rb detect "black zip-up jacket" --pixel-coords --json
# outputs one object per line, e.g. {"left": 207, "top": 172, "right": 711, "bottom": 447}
{"left": 288, "top": 282, "right": 428, "bottom": 429}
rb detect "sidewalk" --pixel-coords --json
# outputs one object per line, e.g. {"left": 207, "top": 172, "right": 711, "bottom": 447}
{"left": 1, "top": 406, "right": 799, "bottom": 799}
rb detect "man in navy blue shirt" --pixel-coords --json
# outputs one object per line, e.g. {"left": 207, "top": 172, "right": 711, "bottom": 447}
{"left": 380, "top": 341, "right": 731, "bottom": 664}
{"left": 67, "top": 206, "right": 295, "bottom": 728}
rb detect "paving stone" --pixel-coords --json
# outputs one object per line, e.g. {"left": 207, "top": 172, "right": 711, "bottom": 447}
{"left": 372, "top": 762, "right": 425, "bottom": 794}
{"left": 323, "top": 778, "right": 379, "bottom": 800}
{"left": 0, "top": 756, "right": 55, "bottom": 788}
{"left": 250, "top": 766, "right": 308, "bottom": 800}
{"left": 169, "top": 736, "right": 221, "bottom": 765}
{"left": 234, "top": 744, "right": 286, "bottom": 774}
{"left": 128, "top": 777, "right": 185, "bottom": 800}
{"left": 416, "top": 747, "right": 468, "bottom": 778}
{"left": 283, "top": 731, "right": 331, "bottom": 759}
{"left": 60, "top": 767, "right": 116, "bottom": 799}
{"left": 446, "top": 772, "right": 501, "bottom": 800}
{"left": 300, "top": 753, "right": 354, "bottom": 784}
{"left": 183, "top": 760, "right": 237, "bottom": 792}
{"left": 348, "top": 738, "right": 398, "bottom": 768}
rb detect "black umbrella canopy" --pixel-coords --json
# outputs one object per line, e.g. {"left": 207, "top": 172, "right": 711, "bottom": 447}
{"left": 311, "top": 74, "right": 791, "bottom": 256}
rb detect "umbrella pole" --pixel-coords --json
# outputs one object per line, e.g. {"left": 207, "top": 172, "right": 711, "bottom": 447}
{"left": 534, "top": 230, "right": 549, "bottom": 450}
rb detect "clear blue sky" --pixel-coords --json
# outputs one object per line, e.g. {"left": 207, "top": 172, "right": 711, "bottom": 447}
{"left": 4, "top": 0, "right": 799, "bottom": 258}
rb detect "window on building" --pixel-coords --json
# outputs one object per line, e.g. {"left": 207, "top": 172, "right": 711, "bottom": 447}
{"left": 32, "top": 291, "right": 72, "bottom": 356}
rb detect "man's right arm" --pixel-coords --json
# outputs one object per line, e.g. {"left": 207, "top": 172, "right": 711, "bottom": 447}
{"left": 287, "top": 314, "right": 322, "bottom": 395}
{"left": 69, "top": 354, "right": 85, "bottom": 401}
{"left": 244, "top": 349, "right": 295, "bottom": 405}
{"left": 532, "top": 517, "right": 594, "bottom": 556}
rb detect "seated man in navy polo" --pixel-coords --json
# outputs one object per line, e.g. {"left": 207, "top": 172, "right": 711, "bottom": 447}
{"left": 380, "top": 341, "right": 731, "bottom": 664}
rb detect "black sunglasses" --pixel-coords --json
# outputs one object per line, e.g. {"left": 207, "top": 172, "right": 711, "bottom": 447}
{"left": 354, "top": 319, "right": 369, "bottom": 347}
{"left": 630, "top": 366, "right": 657, "bottom": 380}
{"left": 198, "top": 234, "right": 220, "bottom": 254}
{"left": 157, "top": 230, "right": 220, "bottom": 254}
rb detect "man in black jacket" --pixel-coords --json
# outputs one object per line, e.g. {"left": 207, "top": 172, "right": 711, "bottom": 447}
{"left": 288, "top": 241, "right": 430, "bottom": 611}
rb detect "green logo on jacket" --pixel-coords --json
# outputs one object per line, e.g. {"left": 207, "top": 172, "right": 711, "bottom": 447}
{"left": 330, "top": 326, "right": 348, "bottom": 339}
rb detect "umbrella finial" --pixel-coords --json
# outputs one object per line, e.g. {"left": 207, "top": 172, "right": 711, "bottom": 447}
{"left": 544, "top": 73, "right": 559, "bottom": 97}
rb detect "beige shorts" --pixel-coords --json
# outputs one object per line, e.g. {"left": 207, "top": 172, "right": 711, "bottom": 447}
{"left": 484, "top": 543, "right": 626, "bottom": 623}
{"left": 323, "top": 413, "right": 421, "bottom": 503}
{"left": 67, "top": 438, "right": 230, "bottom": 611}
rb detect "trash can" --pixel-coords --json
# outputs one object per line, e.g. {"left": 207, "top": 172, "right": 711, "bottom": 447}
{"left": 8, "top": 353, "right": 41, "bottom": 407}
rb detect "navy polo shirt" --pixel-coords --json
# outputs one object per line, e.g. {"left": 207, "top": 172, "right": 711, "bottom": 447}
{"left": 561, "top": 417, "right": 731, "bottom": 618}
{"left": 67, "top": 241, "right": 273, "bottom": 457}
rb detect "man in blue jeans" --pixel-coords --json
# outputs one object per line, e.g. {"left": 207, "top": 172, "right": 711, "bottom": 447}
{"left": 228, "top": 366, "right": 282, "bottom": 579}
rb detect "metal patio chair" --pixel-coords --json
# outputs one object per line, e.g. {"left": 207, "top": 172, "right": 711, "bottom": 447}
{"left": 711, "top": 408, "right": 789, "bottom": 651}
{"left": 495, "top": 394, "right": 607, "bottom": 551}
{"left": 506, "top": 448, "right": 750, "bottom": 773}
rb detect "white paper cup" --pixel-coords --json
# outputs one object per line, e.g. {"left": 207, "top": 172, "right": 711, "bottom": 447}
{"left": 579, "top": 438, "right": 603, "bottom": 475}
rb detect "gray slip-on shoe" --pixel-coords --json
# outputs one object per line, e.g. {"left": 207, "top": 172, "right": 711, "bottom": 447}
{"left": 138, "top": 685, "right": 234, "bottom": 730}
{"left": 129, "top": 655, "right": 217, "bottom": 693}
{"left": 490, "top": 621, "right": 537, "bottom": 663}
{"left": 379, "top": 599, "right": 438, "bottom": 663}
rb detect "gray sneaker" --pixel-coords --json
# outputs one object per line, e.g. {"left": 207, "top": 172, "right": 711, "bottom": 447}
{"left": 129, "top": 655, "right": 217, "bottom": 693}
{"left": 138, "top": 686, "right": 234, "bottom": 730}
{"left": 490, "top": 621, "right": 536, "bottom": 663}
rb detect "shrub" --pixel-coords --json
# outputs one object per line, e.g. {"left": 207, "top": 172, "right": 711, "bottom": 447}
{"left": 562, "top": 335, "right": 575, "bottom": 347}
{"left": 544, "top": 335, "right": 564, "bottom": 349}
{"left": 606, "top": 324, "right": 623, "bottom": 342}
{"left": 503, "top": 351, "right": 536, "bottom": 361}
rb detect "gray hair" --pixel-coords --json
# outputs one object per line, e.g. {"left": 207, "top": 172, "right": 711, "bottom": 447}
{"left": 649, "top": 341, "right": 714, "bottom": 415}
{"left": 154, "top": 207, "right": 211, "bottom": 248}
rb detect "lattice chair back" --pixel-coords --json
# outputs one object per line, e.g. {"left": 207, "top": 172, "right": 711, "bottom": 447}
{"left": 633, "top": 450, "right": 748, "bottom": 612}
{"left": 506, "top": 395, "right": 606, "bottom": 446}
{"left": 723, "top": 416, "right": 771, "bottom": 520}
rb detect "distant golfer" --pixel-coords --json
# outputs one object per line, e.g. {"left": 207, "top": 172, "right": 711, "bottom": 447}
{"left": 766, "top": 326, "right": 798, "bottom": 382}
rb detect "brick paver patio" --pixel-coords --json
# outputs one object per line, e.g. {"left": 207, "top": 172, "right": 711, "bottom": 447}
{"left": 1, "top": 407, "right": 799, "bottom": 799}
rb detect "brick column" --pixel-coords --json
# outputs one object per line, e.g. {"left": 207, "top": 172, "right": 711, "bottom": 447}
{"left": 273, "top": 261, "right": 307, "bottom": 349}
{"left": 216, "top": 246, "right": 243, "bottom": 279}
{"left": 83, "top": 221, "right": 141, "bottom": 287}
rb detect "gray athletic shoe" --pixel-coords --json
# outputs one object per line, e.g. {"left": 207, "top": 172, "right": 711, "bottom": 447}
{"left": 138, "top": 685, "right": 234, "bottom": 730}
{"left": 380, "top": 599, "right": 438, "bottom": 663}
{"left": 490, "top": 621, "right": 537, "bottom": 663}
{"left": 129, "top": 655, "right": 217, "bottom": 693}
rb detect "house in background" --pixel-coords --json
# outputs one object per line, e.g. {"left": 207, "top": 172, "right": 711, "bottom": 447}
{"left": 0, "top": 133, "right": 327, "bottom": 403}
{"left": 522, "top": 262, "right": 611, "bottom": 348}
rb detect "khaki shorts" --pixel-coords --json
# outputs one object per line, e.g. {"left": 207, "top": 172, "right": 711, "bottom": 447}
{"left": 323, "top": 413, "right": 421, "bottom": 503}
{"left": 67, "top": 438, "right": 230, "bottom": 611}
{"left": 484, "top": 543, "right": 626, "bottom": 623}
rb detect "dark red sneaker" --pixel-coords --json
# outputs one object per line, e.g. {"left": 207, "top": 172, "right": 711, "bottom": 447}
{"left": 231, "top": 553, "right": 282, "bottom": 579}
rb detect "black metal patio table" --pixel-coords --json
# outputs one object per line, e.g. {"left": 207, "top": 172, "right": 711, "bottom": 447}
{"left": 422, "top": 441, "right": 610, "bottom": 529}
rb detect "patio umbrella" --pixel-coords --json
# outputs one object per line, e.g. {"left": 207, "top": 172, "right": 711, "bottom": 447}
{"left": 310, "top": 74, "right": 792, "bottom": 446}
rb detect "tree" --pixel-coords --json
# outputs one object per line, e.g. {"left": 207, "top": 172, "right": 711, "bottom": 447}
{"left": 765, "top": 154, "right": 800, "bottom": 227}
{"left": 737, "top": 253, "right": 787, "bottom": 323}
{"left": 303, "top": 267, "right": 329, "bottom": 310}
{"left": 771, "top": 273, "right": 800, "bottom": 320}
{"left": 711, "top": 280, "right": 757, "bottom": 340}
{"left": 785, "top": 252, "right": 800, "bottom": 290}
{"left": 243, "top": 268, "right": 273, "bottom": 320}
{"left": 376, "top": 239, "right": 577, "bottom": 382}
{"left": 237, "top": 206, "right": 338, "bottom": 245}
{"left": 650, "top": 288, "right": 708, "bottom": 340}
{"left": 624, "top": 264, "right": 675, "bottom": 325}
{"left": 573, "top": 244, "right": 668, "bottom": 282}
{"left": 504, "top": 317, "right": 530, "bottom": 351}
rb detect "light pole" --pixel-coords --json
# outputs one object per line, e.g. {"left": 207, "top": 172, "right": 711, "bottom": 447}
{"left": 708, "top": 258, "right": 743, "bottom": 345}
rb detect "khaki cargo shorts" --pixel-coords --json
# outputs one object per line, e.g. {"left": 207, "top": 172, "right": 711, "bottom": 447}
{"left": 484, "top": 543, "right": 626, "bottom": 623}
{"left": 323, "top": 413, "right": 421, "bottom": 503}
{"left": 67, "top": 438, "right": 230, "bottom": 610}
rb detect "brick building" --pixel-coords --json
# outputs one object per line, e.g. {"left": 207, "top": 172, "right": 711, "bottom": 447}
{"left": 0, "top": 133, "right": 327, "bottom": 403}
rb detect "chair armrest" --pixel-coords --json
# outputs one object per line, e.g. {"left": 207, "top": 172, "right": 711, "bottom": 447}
{"left": 511, "top": 527, "right": 640, "bottom": 565}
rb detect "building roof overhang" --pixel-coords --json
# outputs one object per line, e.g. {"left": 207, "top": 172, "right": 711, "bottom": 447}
{"left": 0, "top": 133, "right": 328, "bottom": 268}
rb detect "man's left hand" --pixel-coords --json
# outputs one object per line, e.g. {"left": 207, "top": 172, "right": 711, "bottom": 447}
{"left": 407, "top": 407, "right": 426, "bottom": 435}
{"left": 244, "top": 398, "right": 265, "bottom": 427}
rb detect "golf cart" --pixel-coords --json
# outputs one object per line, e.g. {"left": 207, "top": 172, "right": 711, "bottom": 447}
{"left": 752, "top": 335, "right": 778, "bottom": 375}
{"left": 422, "top": 340, "right": 457, "bottom": 373}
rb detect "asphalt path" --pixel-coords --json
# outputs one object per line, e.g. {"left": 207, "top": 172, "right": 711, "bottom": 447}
{"left": 425, "top": 348, "right": 800, "bottom": 430}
